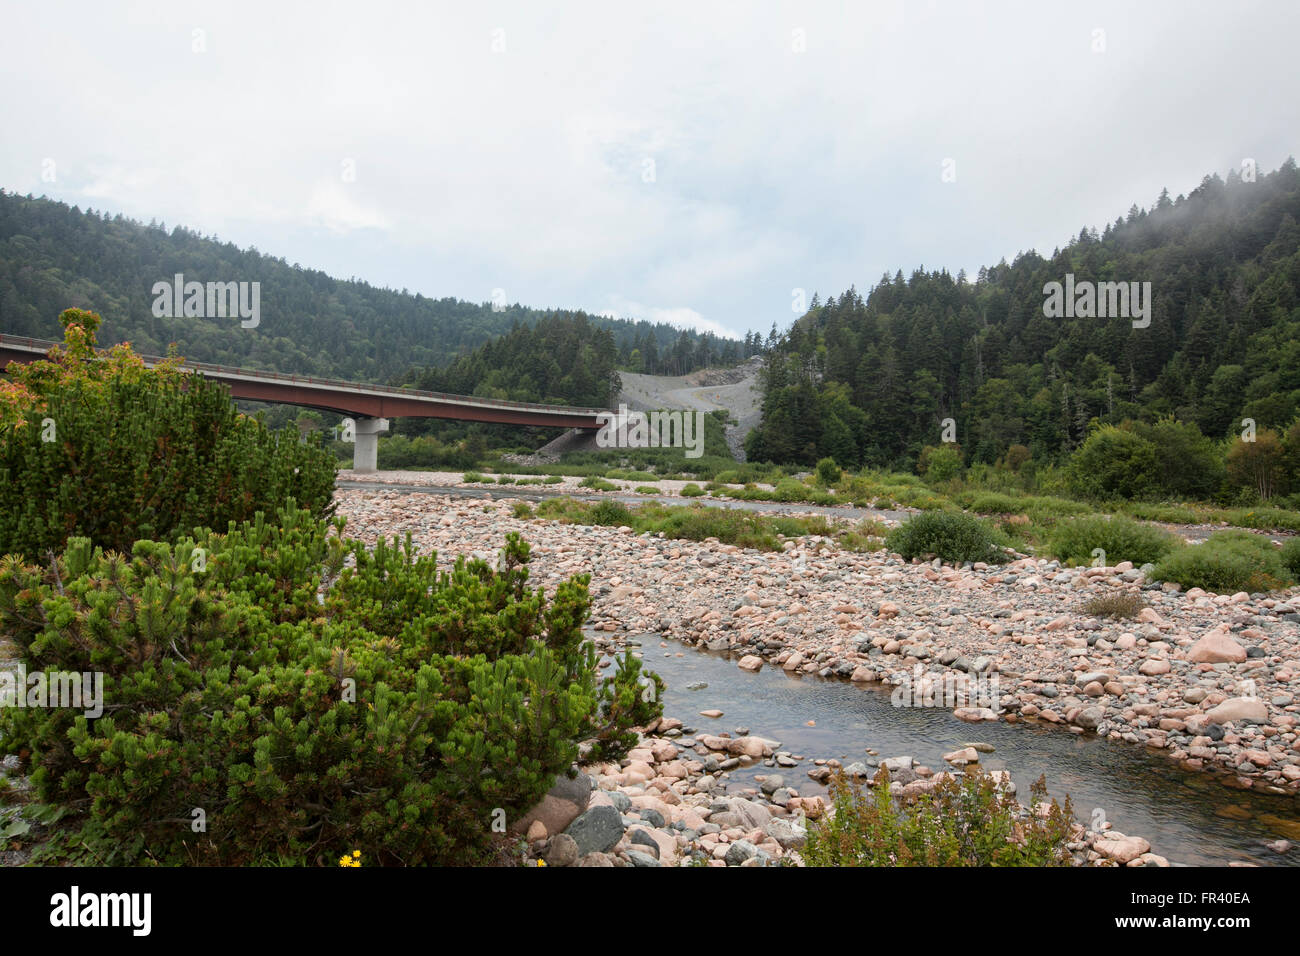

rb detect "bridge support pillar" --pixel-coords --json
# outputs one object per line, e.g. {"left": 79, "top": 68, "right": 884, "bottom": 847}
{"left": 352, "top": 417, "right": 389, "bottom": 472}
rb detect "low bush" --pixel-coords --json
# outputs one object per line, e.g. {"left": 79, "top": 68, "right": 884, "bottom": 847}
{"left": 680, "top": 483, "right": 706, "bottom": 497}
{"left": 1048, "top": 516, "right": 1180, "bottom": 567}
{"left": 803, "top": 770, "right": 1074, "bottom": 867}
{"left": 815, "top": 457, "right": 842, "bottom": 486}
{"left": 635, "top": 485, "right": 660, "bottom": 495}
{"left": 579, "top": 476, "right": 618, "bottom": 492}
{"left": 1081, "top": 592, "right": 1147, "bottom": 620}
{"left": 885, "top": 511, "right": 1008, "bottom": 564}
{"left": 1152, "top": 530, "right": 1293, "bottom": 594}
{"left": 774, "top": 478, "right": 810, "bottom": 502}
{"left": 1282, "top": 536, "right": 1300, "bottom": 578}
{"left": 0, "top": 504, "right": 661, "bottom": 866}
{"left": 0, "top": 309, "right": 335, "bottom": 561}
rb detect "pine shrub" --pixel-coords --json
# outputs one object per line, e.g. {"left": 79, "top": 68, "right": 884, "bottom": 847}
{"left": 0, "top": 309, "right": 335, "bottom": 560}
{"left": 0, "top": 504, "right": 661, "bottom": 865}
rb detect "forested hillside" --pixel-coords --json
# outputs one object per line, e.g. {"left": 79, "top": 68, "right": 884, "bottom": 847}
{"left": 747, "top": 160, "right": 1300, "bottom": 472}
{"left": 0, "top": 191, "right": 737, "bottom": 383}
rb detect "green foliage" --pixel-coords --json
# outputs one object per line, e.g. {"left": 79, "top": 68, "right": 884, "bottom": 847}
{"left": 773, "top": 478, "right": 810, "bottom": 502}
{"left": 1152, "top": 530, "right": 1293, "bottom": 594}
{"left": 680, "top": 483, "right": 705, "bottom": 497}
{"left": 531, "top": 497, "right": 837, "bottom": 552}
{"left": 579, "top": 476, "right": 618, "bottom": 492}
{"left": 634, "top": 485, "right": 660, "bottom": 495}
{"left": 0, "top": 504, "right": 661, "bottom": 866}
{"left": 1048, "top": 515, "right": 1180, "bottom": 567}
{"left": 0, "top": 191, "right": 744, "bottom": 385}
{"left": 885, "top": 511, "right": 1009, "bottom": 564}
{"left": 0, "top": 312, "right": 335, "bottom": 561}
{"left": 744, "top": 162, "right": 1300, "bottom": 476}
{"left": 1281, "top": 536, "right": 1300, "bottom": 577}
{"left": 815, "top": 457, "right": 842, "bottom": 485}
{"left": 462, "top": 472, "right": 488, "bottom": 483}
{"left": 803, "top": 770, "right": 1075, "bottom": 867}
{"left": 919, "top": 444, "right": 963, "bottom": 483}
{"left": 1066, "top": 426, "right": 1161, "bottom": 500}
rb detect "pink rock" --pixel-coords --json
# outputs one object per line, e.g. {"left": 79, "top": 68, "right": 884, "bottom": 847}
{"left": 1187, "top": 630, "right": 1247, "bottom": 664}
{"left": 1095, "top": 834, "right": 1150, "bottom": 863}
{"left": 737, "top": 655, "right": 764, "bottom": 672}
{"left": 1205, "top": 697, "right": 1269, "bottom": 724}
{"left": 1139, "top": 659, "right": 1170, "bottom": 676}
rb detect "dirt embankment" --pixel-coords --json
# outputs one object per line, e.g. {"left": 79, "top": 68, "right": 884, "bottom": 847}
{"left": 617, "top": 357, "right": 764, "bottom": 461}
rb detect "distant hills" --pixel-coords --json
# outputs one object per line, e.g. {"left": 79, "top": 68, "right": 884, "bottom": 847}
{"left": 0, "top": 190, "right": 742, "bottom": 385}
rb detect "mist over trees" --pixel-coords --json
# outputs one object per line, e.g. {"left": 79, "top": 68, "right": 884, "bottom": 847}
{"left": 746, "top": 160, "right": 1300, "bottom": 474}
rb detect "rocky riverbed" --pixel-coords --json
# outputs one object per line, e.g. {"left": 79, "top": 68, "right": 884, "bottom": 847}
{"left": 335, "top": 488, "right": 1300, "bottom": 801}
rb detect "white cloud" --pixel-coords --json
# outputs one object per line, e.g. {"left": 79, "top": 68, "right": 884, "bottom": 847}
{"left": 0, "top": 0, "right": 1297, "bottom": 335}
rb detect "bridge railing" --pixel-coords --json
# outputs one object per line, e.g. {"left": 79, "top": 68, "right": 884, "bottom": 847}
{"left": 0, "top": 333, "right": 612, "bottom": 416}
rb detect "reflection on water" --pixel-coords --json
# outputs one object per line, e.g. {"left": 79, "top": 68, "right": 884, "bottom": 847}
{"left": 627, "top": 634, "right": 1300, "bottom": 867}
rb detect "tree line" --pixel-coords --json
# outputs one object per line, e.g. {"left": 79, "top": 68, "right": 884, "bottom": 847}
{"left": 746, "top": 159, "right": 1300, "bottom": 483}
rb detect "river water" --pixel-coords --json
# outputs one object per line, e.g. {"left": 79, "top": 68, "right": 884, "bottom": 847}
{"left": 631, "top": 633, "right": 1300, "bottom": 867}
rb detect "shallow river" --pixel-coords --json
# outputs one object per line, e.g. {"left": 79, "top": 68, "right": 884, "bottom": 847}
{"left": 630, "top": 633, "right": 1300, "bottom": 867}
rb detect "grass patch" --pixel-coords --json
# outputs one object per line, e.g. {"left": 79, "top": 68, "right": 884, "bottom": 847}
{"left": 680, "top": 483, "right": 706, "bottom": 497}
{"left": 579, "top": 476, "right": 619, "bottom": 492}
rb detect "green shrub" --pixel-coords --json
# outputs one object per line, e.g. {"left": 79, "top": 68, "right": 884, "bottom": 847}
{"left": 918, "top": 445, "right": 963, "bottom": 483}
{"left": 885, "top": 511, "right": 1008, "bottom": 564}
{"left": 1282, "top": 536, "right": 1300, "bottom": 578}
{"left": 0, "top": 309, "right": 335, "bottom": 561}
{"left": 543, "top": 475, "right": 564, "bottom": 485}
{"left": 1049, "top": 516, "right": 1179, "bottom": 567}
{"left": 803, "top": 770, "right": 1074, "bottom": 867}
{"left": 635, "top": 485, "right": 660, "bottom": 495}
{"left": 588, "top": 499, "right": 634, "bottom": 526}
{"left": 0, "top": 504, "right": 661, "bottom": 866}
{"left": 511, "top": 501, "right": 533, "bottom": 519}
{"left": 815, "top": 457, "right": 842, "bottom": 485}
{"left": 1066, "top": 425, "right": 1160, "bottom": 500}
{"left": 462, "top": 472, "right": 488, "bottom": 483}
{"left": 1152, "top": 530, "right": 1293, "bottom": 594}
{"left": 680, "top": 483, "right": 706, "bottom": 497}
{"left": 579, "top": 476, "right": 618, "bottom": 492}
{"left": 774, "top": 478, "right": 810, "bottom": 502}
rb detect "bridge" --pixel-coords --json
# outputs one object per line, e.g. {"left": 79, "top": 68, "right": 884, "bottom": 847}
{"left": 0, "top": 333, "right": 608, "bottom": 471}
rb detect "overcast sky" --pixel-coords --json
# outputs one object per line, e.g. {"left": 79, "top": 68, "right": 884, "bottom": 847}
{"left": 2, "top": 1, "right": 1298, "bottom": 339}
